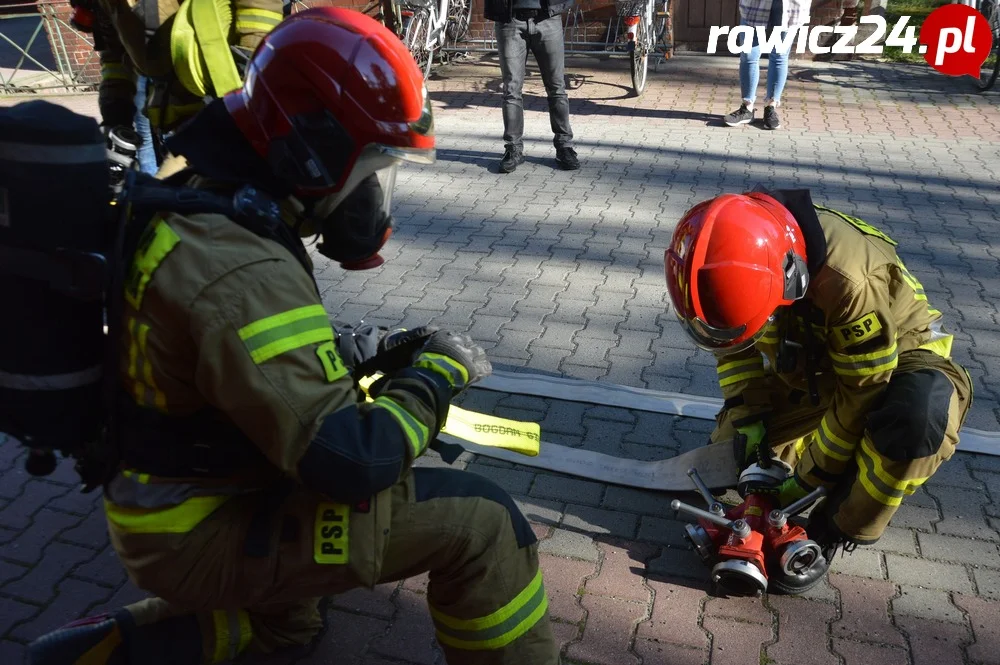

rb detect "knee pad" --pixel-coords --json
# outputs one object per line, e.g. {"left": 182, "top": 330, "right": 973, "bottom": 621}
{"left": 866, "top": 368, "right": 953, "bottom": 461}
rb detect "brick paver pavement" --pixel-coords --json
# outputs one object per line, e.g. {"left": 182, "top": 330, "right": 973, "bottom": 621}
{"left": 2, "top": 53, "right": 1000, "bottom": 664}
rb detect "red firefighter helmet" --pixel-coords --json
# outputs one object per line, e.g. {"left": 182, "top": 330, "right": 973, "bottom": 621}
{"left": 224, "top": 7, "right": 435, "bottom": 208}
{"left": 664, "top": 192, "right": 810, "bottom": 354}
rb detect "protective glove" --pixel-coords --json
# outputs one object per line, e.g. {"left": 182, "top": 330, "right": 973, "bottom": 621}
{"left": 334, "top": 321, "right": 381, "bottom": 371}
{"left": 414, "top": 331, "right": 492, "bottom": 394}
{"left": 350, "top": 326, "right": 439, "bottom": 382}
{"left": 744, "top": 475, "right": 811, "bottom": 509}
{"left": 733, "top": 421, "right": 767, "bottom": 469}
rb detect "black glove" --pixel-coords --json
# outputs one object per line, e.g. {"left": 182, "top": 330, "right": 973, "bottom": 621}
{"left": 352, "top": 326, "right": 438, "bottom": 380}
{"left": 415, "top": 331, "right": 492, "bottom": 393}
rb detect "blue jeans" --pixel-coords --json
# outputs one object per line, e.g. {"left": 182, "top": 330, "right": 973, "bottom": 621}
{"left": 133, "top": 76, "right": 158, "bottom": 174}
{"left": 738, "top": 0, "right": 791, "bottom": 106}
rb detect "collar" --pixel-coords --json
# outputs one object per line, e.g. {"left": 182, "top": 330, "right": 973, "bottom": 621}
{"left": 759, "top": 188, "right": 828, "bottom": 279}
{"left": 164, "top": 100, "right": 292, "bottom": 200}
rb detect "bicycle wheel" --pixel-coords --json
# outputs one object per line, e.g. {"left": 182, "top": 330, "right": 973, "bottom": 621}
{"left": 630, "top": 10, "right": 649, "bottom": 95}
{"left": 977, "top": 0, "right": 999, "bottom": 91}
{"left": 446, "top": 0, "right": 473, "bottom": 42}
{"left": 654, "top": 0, "right": 669, "bottom": 42}
{"left": 403, "top": 9, "right": 433, "bottom": 77}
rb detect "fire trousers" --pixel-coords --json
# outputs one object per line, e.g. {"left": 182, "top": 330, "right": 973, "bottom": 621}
{"left": 108, "top": 468, "right": 558, "bottom": 664}
{"left": 711, "top": 349, "right": 973, "bottom": 543}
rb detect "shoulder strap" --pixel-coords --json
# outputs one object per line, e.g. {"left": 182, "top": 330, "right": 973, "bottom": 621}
{"left": 121, "top": 172, "right": 317, "bottom": 290}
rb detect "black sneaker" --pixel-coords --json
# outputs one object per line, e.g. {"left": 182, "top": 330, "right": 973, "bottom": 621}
{"left": 724, "top": 104, "right": 754, "bottom": 127}
{"left": 763, "top": 105, "right": 782, "bottom": 130}
{"left": 555, "top": 147, "right": 580, "bottom": 170}
{"left": 499, "top": 146, "right": 524, "bottom": 173}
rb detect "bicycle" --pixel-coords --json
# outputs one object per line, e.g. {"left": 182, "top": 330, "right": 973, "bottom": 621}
{"left": 361, "top": 0, "right": 404, "bottom": 37}
{"left": 618, "top": 0, "right": 670, "bottom": 96}
{"left": 398, "top": 0, "right": 473, "bottom": 78}
{"left": 977, "top": 0, "right": 999, "bottom": 91}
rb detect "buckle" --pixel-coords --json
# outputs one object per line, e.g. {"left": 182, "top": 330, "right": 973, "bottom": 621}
{"left": 190, "top": 443, "right": 216, "bottom": 476}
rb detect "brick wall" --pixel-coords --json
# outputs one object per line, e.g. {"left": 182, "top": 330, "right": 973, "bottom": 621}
{"left": 36, "top": 0, "right": 100, "bottom": 86}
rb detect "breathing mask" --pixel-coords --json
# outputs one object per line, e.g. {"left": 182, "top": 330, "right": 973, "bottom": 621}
{"left": 309, "top": 167, "right": 397, "bottom": 271}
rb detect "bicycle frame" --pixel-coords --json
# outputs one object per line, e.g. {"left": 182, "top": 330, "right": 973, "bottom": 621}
{"left": 622, "top": 0, "right": 654, "bottom": 51}
{"left": 402, "top": 0, "right": 450, "bottom": 52}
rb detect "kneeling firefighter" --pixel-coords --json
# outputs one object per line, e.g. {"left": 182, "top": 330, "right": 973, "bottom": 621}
{"left": 19, "top": 9, "right": 558, "bottom": 664}
{"left": 664, "top": 189, "right": 973, "bottom": 564}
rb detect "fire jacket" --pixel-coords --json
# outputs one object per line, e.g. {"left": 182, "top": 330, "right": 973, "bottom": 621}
{"left": 714, "top": 190, "right": 955, "bottom": 490}
{"left": 103, "top": 197, "right": 456, "bottom": 581}
{"left": 93, "top": 0, "right": 283, "bottom": 132}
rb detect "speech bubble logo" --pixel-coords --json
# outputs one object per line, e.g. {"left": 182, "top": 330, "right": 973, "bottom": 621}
{"left": 919, "top": 4, "right": 993, "bottom": 78}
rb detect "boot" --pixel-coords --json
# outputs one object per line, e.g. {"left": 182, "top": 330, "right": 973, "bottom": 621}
{"left": 29, "top": 610, "right": 203, "bottom": 665}
{"left": 28, "top": 611, "right": 132, "bottom": 665}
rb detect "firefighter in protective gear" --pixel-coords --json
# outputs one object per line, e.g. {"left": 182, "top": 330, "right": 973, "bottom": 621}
{"left": 93, "top": 0, "right": 283, "bottom": 167}
{"left": 28, "top": 9, "right": 558, "bottom": 665}
{"left": 664, "top": 189, "right": 974, "bottom": 557}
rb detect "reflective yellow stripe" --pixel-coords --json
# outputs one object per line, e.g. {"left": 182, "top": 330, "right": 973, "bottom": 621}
{"left": 415, "top": 353, "right": 469, "bottom": 389}
{"left": 815, "top": 417, "right": 855, "bottom": 462}
{"left": 235, "top": 7, "right": 282, "bottom": 31}
{"left": 235, "top": 19, "right": 278, "bottom": 31}
{"left": 210, "top": 609, "right": 252, "bottom": 663}
{"left": 211, "top": 611, "right": 228, "bottom": 664}
{"left": 139, "top": 322, "right": 167, "bottom": 409}
{"left": 145, "top": 102, "right": 205, "bottom": 128}
{"left": 793, "top": 436, "right": 808, "bottom": 459}
{"left": 127, "top": 317, "right": 140, "bottom": 391}
{"left": 125, "top": 318, "right": 167, "bottom": 410}
{"left": 122, "top": 469, "right": 151, "bottom": 484}
{"left": 719, "top": 370, "right": 767, "bottom": 388}
{"left": 237, "top": 610, "right": 252, "bottom": 654}
{"left": 856, "top": 437, "right": 928, "bottom": 507}
{"left": 374, "top": 395, "right": 429, "bottom": 457}
{"left": 238, "top": 305, "right": 334, "bottom": 364}
{"left": 431, "top": 569, "right": 548, "bottom": 650}
{"left": 717, "top": 357, "right": 765, "bottom": 387}
{"left": 830, "top": 342, "right": 898, "bottom": 377}
{"left": 919, "top": 334, "right": 953, "bottom": 359}
{"left": 235, "top": 7, "right": 283, "bottom": 20}
{"left": 101, "top": 63, "right": 131, "bottom": 81}
{"left": 716, "top": 357, "right": 762, "bottom": 374}
{"left": 104, "top": 495, "right": 230, "bottom": 534}
{"left": 816, "top": 205, "right": 898, "bottom": 246}
{"left": 125, "top": 219, "right": 181, "bottom": 310}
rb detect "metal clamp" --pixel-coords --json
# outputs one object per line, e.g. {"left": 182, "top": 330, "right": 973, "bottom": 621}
{"left": 671, "top": 499, "right": 752, "bottom": 540}
{"left": 687, "top": 467, "right": 725, "bottom": 516}
{"left": 767, "top": 486, "right": 827, "bottom": 529}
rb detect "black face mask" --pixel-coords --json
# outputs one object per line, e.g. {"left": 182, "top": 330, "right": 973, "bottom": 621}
{"left": 315, "top": 174, "right": 394, "bottom": 270}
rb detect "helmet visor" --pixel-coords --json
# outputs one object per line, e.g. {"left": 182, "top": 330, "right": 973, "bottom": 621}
{"left": 374, "top": 163, "right": 398, "bottom": 217}
{"left": 676, "top": 311, "right": 770, "bottom": 355}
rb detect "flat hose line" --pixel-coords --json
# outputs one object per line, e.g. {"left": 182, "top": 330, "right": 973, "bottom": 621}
{"left": 438, "top": 371, "right": 1000, "bottom": 491}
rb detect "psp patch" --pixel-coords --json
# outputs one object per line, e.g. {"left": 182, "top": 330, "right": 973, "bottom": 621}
{"left": 316, "top": 340, "right": 348, "bottom": 383}
{"left": 314, "top": 502, "right": 349, "bottom": 564}
{"left": 833, "top": 312, "right": 883, "bottom": 350}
